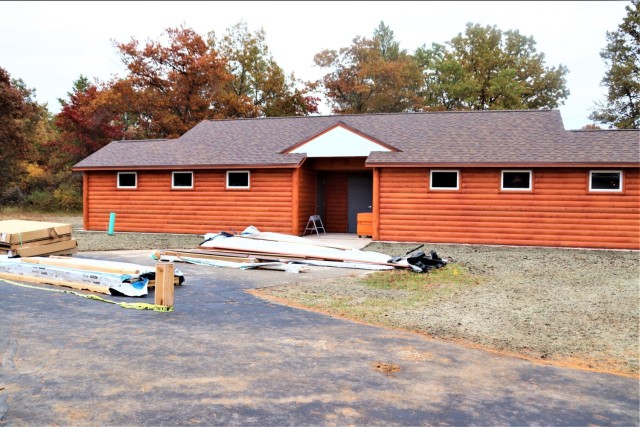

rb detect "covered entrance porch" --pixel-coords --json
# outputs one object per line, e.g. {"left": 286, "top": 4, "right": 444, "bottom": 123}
{"left": 286, "top": 122, "right": 395, "bottom": 237}
{"left": 307, "top": 157, "right": 372, "bottom": 234}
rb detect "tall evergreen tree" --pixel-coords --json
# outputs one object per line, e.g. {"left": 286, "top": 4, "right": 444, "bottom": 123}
{"left": 589, "top": 0, "right": 640, "bottom": 129}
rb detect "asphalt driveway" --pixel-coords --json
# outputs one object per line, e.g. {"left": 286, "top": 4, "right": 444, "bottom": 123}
{"left": 1, "top": 250, "right": 638, "bottom": 426}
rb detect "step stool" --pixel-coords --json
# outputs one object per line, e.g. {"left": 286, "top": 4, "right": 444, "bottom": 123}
{"left": 303, "top": 215, "right": 326, "bottom": 236}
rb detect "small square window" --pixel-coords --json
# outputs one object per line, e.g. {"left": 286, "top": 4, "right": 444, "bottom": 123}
{"left": 226, "top": 171, "right": 250, "bottom": 189}
{"left": 172, "top": 171, "right": 193, "bottom": 189}
{"left": 430, "top": 170, "right": 459, "bottom": 190}
{"left": 590, "top": 171, "right": 622, "bottom": 192}
{"left": 501, "top": 170, "right": 532, "bottom": 191}
{"left": 117, "top": 172, "right": 137, "bottom": 189}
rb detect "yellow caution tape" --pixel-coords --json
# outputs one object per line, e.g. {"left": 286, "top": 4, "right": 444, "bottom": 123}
{"left": 0, "top": 278, "right": 173, "bottom": 312}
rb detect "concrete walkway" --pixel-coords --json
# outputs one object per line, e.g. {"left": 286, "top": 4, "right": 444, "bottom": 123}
{"left": 0, "top": 250, "right": 637, "bottom": 426}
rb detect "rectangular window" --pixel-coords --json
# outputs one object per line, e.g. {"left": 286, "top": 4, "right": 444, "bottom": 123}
{"left": 430, "top": 170, "right": 459, "bottom": 190}
{"left": 172, "top": 171, "right": 193, "bottom": 189}
{"left": 226, "top": 171, "right": 250, "bottom": 189}
{"left": 501, "top": 170, "right": 532, "bottom": 191}
{"left": 117, "top": 172, "right": 137, "bottom": 189}
{"left": 589, "top": 170, "right": 622, "bottom": 192}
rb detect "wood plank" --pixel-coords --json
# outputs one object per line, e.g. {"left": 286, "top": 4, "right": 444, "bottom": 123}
{"left": 155, "top": 263, "right": 174, "bottom": 308}
{"left": 160, "top": 250, "right": 257, "bottom": 263}
{"left": 0, "top": 271, "right": 111, "bottom": 295}
{"left": 20, "top": 256, "right": 145, "bottom": 275}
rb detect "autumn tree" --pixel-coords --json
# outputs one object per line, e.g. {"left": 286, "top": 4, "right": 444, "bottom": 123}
{"left": 589, "top": 0, "right": 640, "bottom": 129}
{"left": 416, "top": 23, "right": 570, "bottom": 110}
{"left": 11, "top": 78, "right": 58, "bottom": 208}
{"left": 0, "top": 67, "right": 31, "bottom": 203}
{"left": 109, "top": 26, "right": 237, "bottom": 138}
{"left": 37, "top": 76, "right": 123, "bottom": 210}
{"left": 48, "top": 76, "right": 122, "bottom": 167}
{"left": 0, "top": 67, "right": 57, "bottom": 207}
{"left": 209, "top": 22, "right": 318, "bottom": 117}
{"left": 313, "top": 21, "right": 424, "bottom": 114}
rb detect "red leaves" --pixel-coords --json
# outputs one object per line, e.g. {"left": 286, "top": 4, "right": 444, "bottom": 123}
{"left": 48, "top": 79, "right": 122, "bottom": 168}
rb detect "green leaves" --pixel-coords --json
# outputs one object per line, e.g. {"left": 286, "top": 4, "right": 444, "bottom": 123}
{"left": 419, "top": 23, "right": 569, "bottom": 111}
{"left": 210, "top": 21, "right": 318, "bottom": 118}
{"left": 314, "top": 21, "right": 569, "bottom": 114}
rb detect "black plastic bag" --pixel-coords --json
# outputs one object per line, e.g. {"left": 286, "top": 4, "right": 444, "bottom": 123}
{"left": 406, "top": 250, "right": 448, "bottom": 273}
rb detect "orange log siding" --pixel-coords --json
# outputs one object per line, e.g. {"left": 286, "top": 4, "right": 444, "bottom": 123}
{"left": 311, "top": 157, "right": 367, "bottom": 171}
{"left": 324, "top": 174, "right": 348, "bottom": 233}
{"left": 377, "top": 167, "right": 640, "bottom": 250}
{"left": 84, "top": 169, "right": 295, "bottom": 234}
{"left": 296, "top": 163, "right": 317, "bottom": 234}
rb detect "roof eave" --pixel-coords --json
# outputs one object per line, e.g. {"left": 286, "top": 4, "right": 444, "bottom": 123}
{"left": 73, "top": 161, "right": 306, "bottom": 172}
{"left": 364, "top": 161, "right": 640, "bottom": 168}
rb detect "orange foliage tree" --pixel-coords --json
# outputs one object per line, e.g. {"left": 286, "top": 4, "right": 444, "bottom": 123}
{"left": 109, "top": 26, "right": 236, "bottom": 138}
{"left": 313, "top": 22, "right": 423, "bottom": 114}
{"left": 210, "top": 21, "right": 318, "bottom": 118}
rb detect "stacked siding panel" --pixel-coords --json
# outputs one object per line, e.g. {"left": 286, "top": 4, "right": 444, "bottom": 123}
{"left": 378, "top": 168, "right": 640, "bottom": 249}
{"left": 86, "top": 170, "right": 294, "bottom": 234}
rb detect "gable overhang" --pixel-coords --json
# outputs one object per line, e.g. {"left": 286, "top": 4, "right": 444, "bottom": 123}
{"left": 282, "top": 122, "right": 400, "bottom": 157}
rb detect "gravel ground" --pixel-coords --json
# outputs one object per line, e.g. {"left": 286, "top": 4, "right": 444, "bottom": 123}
{"left": 257, "top": 242, "right": 640, "bottom": 377}
{"left": 73, "top": 230, "right": 204, "bottom": 251}
{"left": 0, "top": 212, "right": 204, "bottom": 251}
{"left": 2, "top": 213, "right": 639, "bottom": 376}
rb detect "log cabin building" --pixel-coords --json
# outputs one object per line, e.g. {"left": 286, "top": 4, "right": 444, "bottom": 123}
{"left": 73, "top": 110, "right": 640, "bottom": 250}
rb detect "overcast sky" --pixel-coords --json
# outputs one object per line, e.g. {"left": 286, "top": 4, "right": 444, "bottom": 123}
{"left": 1, "top": 1, "right": 630, "bottom": 130}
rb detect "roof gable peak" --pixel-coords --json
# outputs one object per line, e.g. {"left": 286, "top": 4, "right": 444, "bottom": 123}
{"left": 282, "top": 122, "right": 399, "bottom": 157}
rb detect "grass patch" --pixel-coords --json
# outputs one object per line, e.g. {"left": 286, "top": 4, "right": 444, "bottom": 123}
{"left": 0, "top": 209, "right": 84, "bottom": 229}
{"left": 363, "top": 264, "right": 480, "bottom": 291}
{"left": 270, "top": 263, "right": 483, "bottom": 328}
{"left": 0, "top": 207, "right": 81, "bottom": 215}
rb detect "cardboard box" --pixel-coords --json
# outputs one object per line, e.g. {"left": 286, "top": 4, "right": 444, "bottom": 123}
{"left": 0, "top": 220, "right": 72, "bottom": 244}
{"left": 10, "top": 239, "right": 78, "bottom": 257}
{"left": 0, "top": 234, "right": 72, "bottom": 250}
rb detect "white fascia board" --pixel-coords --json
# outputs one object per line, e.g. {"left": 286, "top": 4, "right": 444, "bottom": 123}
{"left": 290, "top": 126, "right": 391, "bottom": 157}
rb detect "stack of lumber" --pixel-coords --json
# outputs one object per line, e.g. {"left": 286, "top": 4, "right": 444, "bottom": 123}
{"left": 190, "top": 226, "right": 406, "bottom": 271}
{"left": 153, "top": 249, "right": 307, "bottom": 273}
{"left": 0, "top": 220, "right": 77, "bottom": 257}
{"left": 157, "top": 227, "right": 447, "bottom": 273}
{"left": 0, "top": 256, "right": 184, "bottom": 297}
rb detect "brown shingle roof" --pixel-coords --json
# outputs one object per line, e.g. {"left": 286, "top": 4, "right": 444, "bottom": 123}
{"left": 560, "top": 129, "right": 640, "bottom": 164}
{"left": 73, "top": 110, "right": 640, "bottom": 170}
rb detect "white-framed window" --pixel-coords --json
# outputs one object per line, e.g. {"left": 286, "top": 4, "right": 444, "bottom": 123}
{"left": 226, "top": 170, "right": 250, "bottom": 189}
{"left": 172, "top": 171, "right": 194, "bottom": 189}
{"left": 117, "top": 172, "right": 137, "bottom": 189}
{"left": 501, "top": 170, "right": 532, "bottom": 191}
{"left": 589, "top": 170, "right": 623, "bottom": 192}
{"left": 430, "top": 170, "right": 459, "bottom": 190}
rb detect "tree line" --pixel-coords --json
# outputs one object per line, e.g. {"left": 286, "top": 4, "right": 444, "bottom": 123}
{"left": 1, "top": 3, "right": 638, "bottom": 211}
